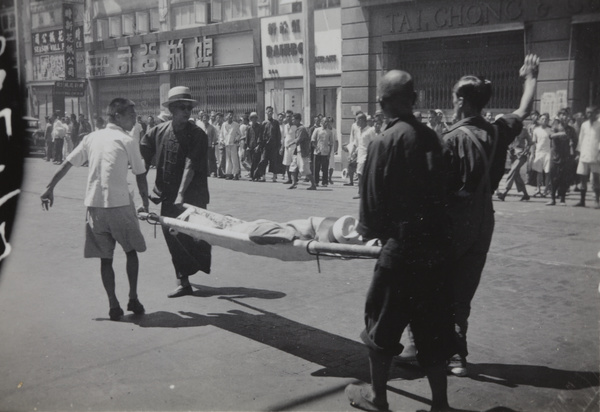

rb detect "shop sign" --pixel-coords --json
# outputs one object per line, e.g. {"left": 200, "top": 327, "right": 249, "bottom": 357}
{"left": 33, "top": 29, "right": 64, "bottom": 54}
{"left": 261, "top": 9, "right": 341, "bottom": 79}
{"left": 63, "top": 4, "right": 76, "bottom": 79}
{"left": 87, "top": 35, "right": 220, "bottom": 77}
{"left": 53, "top": 80, "right": 86, "bottom": 97}
{"left": 34, "top": 54, "right": 64, "bottom": 81}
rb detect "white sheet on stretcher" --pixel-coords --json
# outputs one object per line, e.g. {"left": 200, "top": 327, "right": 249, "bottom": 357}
{"left": 156, "top": 204, "right": 382, "bottom": 261}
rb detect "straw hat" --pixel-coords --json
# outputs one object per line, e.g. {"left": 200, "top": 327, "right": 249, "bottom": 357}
{"left": 331, "top": 215, "right": 361, "bottom": 244}
{"left": 162, "top": 86, "right": 198, "bottom": 108}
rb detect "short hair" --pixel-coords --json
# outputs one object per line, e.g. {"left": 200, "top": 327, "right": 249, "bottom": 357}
{"left": 216, "top": 112, "right": 223, "bottom": 117}
{"left": 356, "top": 112, "right": 367, "bottom": 120}
{"left": 293, "top": 113, "right": 302, "bottom": 120}
{"left": 557, "top": 108, "right": 570, "bottom": 117}
{"left": 107, "top": 98, "right": 135, "bottom": 120}
{"left": 266, "top": 106, "right": 273, "bottom": 111}
{"left": 286, "top": 110, "right": 294, "bottom": 115}
{"left": 453, "top": 76, "right": 492, "bottom": 112}
{"left": 226, "top": 110, "right": 234, "bottom": 115}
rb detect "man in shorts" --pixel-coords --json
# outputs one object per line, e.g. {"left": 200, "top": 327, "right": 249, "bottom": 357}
{"left": 573, "top": 106, "right": 600, "bottom": 208}
{"left": 345, "top": 70, "right": 456, "bottom": 412}
{"left": 286, "top": 113, "right": 317, "bottom": 190}
{"left": 40, "top": 98, "right": 149, "bottom": 321}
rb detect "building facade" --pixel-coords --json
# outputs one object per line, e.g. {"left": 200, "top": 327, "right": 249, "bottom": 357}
{"left": 341, "top": 0, "right": 600, "bottom": 157}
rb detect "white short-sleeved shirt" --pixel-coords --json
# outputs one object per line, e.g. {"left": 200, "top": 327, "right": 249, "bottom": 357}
{"left": 533, "top": 126, "right": 551, "bottom": 154}
{"left": 66, "top": 122, "right": 146, "bottom": 208}
{"left": 577, "top": 120, "right": 600, "bottom": 164}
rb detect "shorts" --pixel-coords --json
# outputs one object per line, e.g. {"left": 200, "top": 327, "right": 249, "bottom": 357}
{"left": 576, "top": 161, "right": 600, "bottom": 176}
{"left": 360, "top": 262, "right": 456, "bottom": 367}
{"left": 84, "top": 203, "right": 147, "bottom": 259}
{"left": 283, "top": 144, "right": 296, "bottom": 166}
{"left": 532, "top": 152, "right": 551, "bottom": 173}
{"left": 296, "top": 155, "right": 311, "bottom": 176}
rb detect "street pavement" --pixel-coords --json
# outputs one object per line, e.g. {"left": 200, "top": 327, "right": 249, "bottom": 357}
{"left": 0, "top": 157, "right": 598, "bottom": 412}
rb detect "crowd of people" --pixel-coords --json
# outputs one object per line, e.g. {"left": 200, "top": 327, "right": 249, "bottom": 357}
{"left": 35, "top": 50, "right": 600, "bottom": 412}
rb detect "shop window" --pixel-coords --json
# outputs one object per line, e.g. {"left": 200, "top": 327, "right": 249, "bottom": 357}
{"left": 315, "top": 0, "right": 340, "bottom": 9}
{"left": 257, "top": 0, "right": 271, "bottom": 17}
{"left": 136, "top": 12, "right": 149, "bottom": 34}
{"left": 150, "top": 8, "right": 160, "bottom": 31}
{"left": 122, "top": 13, "right": 135, "bottom": 36}
{"left": 96, "top": 18, "right": 109, "bottom": 41}
{"left": 278, "top": 0, "right": 301, "bottom": 14}
{"left": 211, "top": 0, "right": 222, "bottom": 22}
{"left": 220, "top": 0, "right": 255, "bottom": 22}
{"left": 109, "top": 16, "right": 122, "bottom": 38}
{"left": 172, "top": 2, "right": 208, "bottom": 28}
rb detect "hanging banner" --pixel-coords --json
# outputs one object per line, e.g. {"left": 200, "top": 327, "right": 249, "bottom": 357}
{"left": 63, "top": 4, "right": 76, "bottom": 79}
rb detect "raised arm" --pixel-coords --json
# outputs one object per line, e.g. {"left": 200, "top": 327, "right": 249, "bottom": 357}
{"left": 513, "top": 54, "right": 540, "bottom": 121}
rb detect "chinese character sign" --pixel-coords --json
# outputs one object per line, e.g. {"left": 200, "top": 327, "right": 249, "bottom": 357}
{"left": 63, "top": 4, "right": 76, "bottom": 79}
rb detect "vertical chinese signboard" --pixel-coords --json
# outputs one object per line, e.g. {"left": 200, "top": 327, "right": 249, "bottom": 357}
{"left": 63, "top": 4, "right": 76, "bottom": 80}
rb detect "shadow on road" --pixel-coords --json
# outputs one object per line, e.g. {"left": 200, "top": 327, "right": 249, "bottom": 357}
{"left": 189, "top": 283, "right": 287, "bottom": 300}
{"left": 467, "top": 363, "right": 599, "bottom": 390}
{"left": 115, "top": 297, "right": 595, "bottom": 411}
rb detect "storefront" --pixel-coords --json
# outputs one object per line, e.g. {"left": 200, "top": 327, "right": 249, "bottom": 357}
{"left": 341, "top": 0, "right": 600, "bottom": 147}
{"left": 86, "top": 26, "right": 260, "bottom": 119}
{"left": 261, "top": 7, "right": 342, "bottom": 166}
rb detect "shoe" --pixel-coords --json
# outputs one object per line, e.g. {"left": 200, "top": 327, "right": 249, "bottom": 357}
{"left": 395, "top": 344, "right": 418, "bottom": 364}
{"left": 573, "top": 201, "right": 586, "bottom": 207}
{"left": 497, "top": 192, "right": 506, "bottom": 201}
{"left": 545, "top": 200, "right": 556, "bottom": 206}
{"left": 345, "top": 384, "right": 389, "bottom": 412}
{"left": 225, "top": 176, "right": 233, "bottom": 180}
{"left": 447, "top": 355, "right": 467, "bottom": 377}
{"left": 109, "top": 306, "right": 124, "bottom": 321}
{"left": 520, "top": 194, "right": 530, "bottom": 201}
{"left": 344, "top": 182, "right": 354, "bottom": 186}
{"left": 287, "top": 184, "right": 297, "bottom": 190}
{"left": 307, "top": 186, "right": 316, "bottom": 190}
{"left": 127, "top": 298, "right": 145, "bottom": 314}
{"left": 167, "top": 285, "right": 194, "bottom": 298}
{"left": 559, "top": 201, "right": 566, "bottom": 206}
{"left": 233, "top": 175, "right": 239, "bottom": 181}
{"left": 353, "top": 195, "right": 361, "bottom": 199}
{"left": 532, "top": 191, "right": 543, "bottom": 198}
{"left": 282, "top": 180, "right": 292, "bottom": 184}
{"left": 322, "top": 184, "right": 328, "bottom": 187}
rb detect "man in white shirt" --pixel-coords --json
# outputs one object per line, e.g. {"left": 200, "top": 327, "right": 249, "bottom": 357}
{"left": 220, "top": 110, "right": 242, "bottom": 180}
{"left": 574, "top": 106, "right": 600, "bottom": 208}
{"left": 281, "top": 110, "right": 297, "bottom": 185}
{"left": 40, "top": 98, "right": 149, "bottom": 321}
{"left": 348, "top": 112, "right": 375, "bottom": 198}
{"left": 51, "top": 112, "right": 67, "bottom": 164}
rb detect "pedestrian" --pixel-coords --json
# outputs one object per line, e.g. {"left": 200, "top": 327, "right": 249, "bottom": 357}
{"left": 281, "top": 110, "right": 297, "bottom": 185}
{"left": 287, "top": 113, "right": 317, "bottom": 190}
{"left": 147, "top": 115, "right": 156, "bottom": 130}
{"left": 311, "top": 116, "right": 335, "bottom": 186}
{"left": 197, "top": 111, "right": 219, "bottom": 177}
{"left": 413, "top": 111, "right": 422, "bottom": 123}
{"left": 95, "top": 116, "right": 106, "bottom": 130}
{"left": 70, "top": 113, "right": 80, "bottom": 147}
{"left": 239, "top": 114, "right": 250, "bottom": 173}
{"left": 40, "top": 98, "right": 149, "bottom": 321}
{"left": 526, "top": 110, "right": 540, "bottom": 186}
{"left": 484, "top": 111, "right": 494, "bottom": 122}
{"left": 52, "top": 112, "right": 66, "bottom": 164}
{"left": 442, "top": 54, "right": 539, "bottom": 377}
{"left": 63, "top": 116, "right": 73, "bottom": 159}
{"left": 44, "top": 115, "right": 53, "bottom": 162}
{"left": 140, "top": 86, "right": 212, "bottom": 298}
{"left": 573, "top": 106, "right": 600, "bottom": 208}
{"left": 130, "top": 114, "right": 144, "bottom": 143}
{"left": 326, "top": 116, "right": 338, "bottom": 185}
{"left": 531, "top": 113, "right": 552, "bottom": 197}
{"left": 220, "top": 110, "right": 242, "bottom": 180}
{"left": 546, "top": 110, "right": 576, "bottom": 206}
{"left": 213, "top": 112, "right": 226, "bottom": 178}
{"left": 258, "top": 106, "right": 283, "bottom": 182}
{"left": 497, "top": 125, "right": 533, "bottom": 201}
{"left": 246, "top": 112, "right": 263, "bottom": 181}
{"left": 78, "top": 114, "right": 92, "bottom": 143}
{"left": 348, "top": 112, "right": 375, "bottom": 199}
{"left": 345, "top": 69, "right": 456, "bottom": 412}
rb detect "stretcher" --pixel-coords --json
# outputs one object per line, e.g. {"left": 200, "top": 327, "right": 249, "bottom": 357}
{"left": 140, "top": 204, "right": 381, "bottom": 262}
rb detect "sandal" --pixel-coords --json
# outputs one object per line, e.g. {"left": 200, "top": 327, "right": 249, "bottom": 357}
{"left": 127, "top": 298, "right": 145, "bottom": 314}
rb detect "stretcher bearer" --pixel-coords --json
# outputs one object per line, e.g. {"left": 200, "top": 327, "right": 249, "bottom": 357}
{"left": 346, "top": 70, "right": 456, "bottom": 412}
{"left": 140, "top": 86, "right": 212, "bottom": 298}
{"left": 40, "top": 98, "right": 149, "bottom": 321}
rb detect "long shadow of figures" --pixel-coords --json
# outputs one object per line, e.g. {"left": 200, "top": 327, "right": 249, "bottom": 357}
{"left": 116, "top": 286, "right": 597, "bottom": 412}
{"left": 468, "top": 363, "right": 599, "bottom": 390}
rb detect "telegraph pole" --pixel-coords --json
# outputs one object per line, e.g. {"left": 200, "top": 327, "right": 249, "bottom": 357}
{"left": 302, "top": 0, "right": 316, "bottom": 126}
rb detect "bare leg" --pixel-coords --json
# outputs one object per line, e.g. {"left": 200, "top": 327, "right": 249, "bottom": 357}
{"left": 125, "top": 250, "right": 139, "bottom": 300}
{"left": 100, "top": 258, "right": 119, "bottom": 309}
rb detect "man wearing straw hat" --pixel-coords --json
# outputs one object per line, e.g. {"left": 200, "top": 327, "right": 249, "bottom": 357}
{"left": 140, "top": 86, "right": 212, "bottom": 298}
